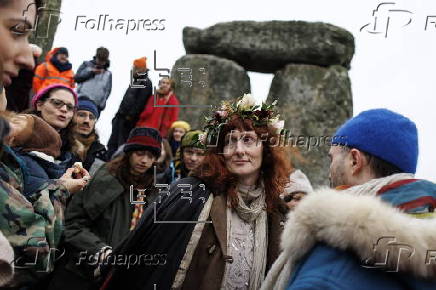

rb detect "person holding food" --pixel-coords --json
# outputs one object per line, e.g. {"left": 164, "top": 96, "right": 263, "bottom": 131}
{"left": 2, "top": 112, "right": 89, "bottom": 197}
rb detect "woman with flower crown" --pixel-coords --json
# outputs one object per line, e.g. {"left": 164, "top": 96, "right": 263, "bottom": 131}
{"left": 102, "top": 94, "right": 292, "bottom": 290}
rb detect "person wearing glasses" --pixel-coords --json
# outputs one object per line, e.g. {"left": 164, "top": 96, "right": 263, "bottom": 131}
{"left": 69, "top": 97, "right": 108, "bottom": 175}
{"left": 0, "top": 1, "right": 89, "bottom": 287}
{"left": 27, "top": 84, "right": 80, "bottom": 170}
{"left": 103, "top": 95, "right": 291, "bottom": 290}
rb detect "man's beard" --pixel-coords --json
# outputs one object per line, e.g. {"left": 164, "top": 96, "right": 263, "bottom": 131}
{"left": 156, "top": 87, "right": 170, "bottom": 96}
{"left": 76, "top": 126, "right": 95, "bottom": 139}
{"left": 329, "top": 167, "right": 348, "bottom": 188}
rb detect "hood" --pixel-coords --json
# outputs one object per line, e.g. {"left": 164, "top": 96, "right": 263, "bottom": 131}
{"left": 262, "top": 186, "right": 436, "bottom": 290}
{"left": 45, "top": 47, "right": 60, "bottom": 62}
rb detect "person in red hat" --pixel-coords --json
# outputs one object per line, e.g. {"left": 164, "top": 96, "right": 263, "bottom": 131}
{"left": 53, "top": 127, "right": 161, "bottom": 289}
{"left": 107, "top": 57, "right": 153, "bottom": 158}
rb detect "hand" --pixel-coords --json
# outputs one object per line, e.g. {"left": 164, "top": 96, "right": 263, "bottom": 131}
{"left": 94, "top": 247, "right": 112, "bottom": 278}
{"left": 72, "top": 165, "right": 90, "bottom": 180}
{"left": 60, "top": 168, "right": 91, "bottom": 193}
{"left": 29, "top": 44, "right": 42, "bottom": 58}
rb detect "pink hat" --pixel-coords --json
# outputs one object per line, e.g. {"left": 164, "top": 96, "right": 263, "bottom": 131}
{"left": 32, "top": 84, "right": 78, "bottom": 110}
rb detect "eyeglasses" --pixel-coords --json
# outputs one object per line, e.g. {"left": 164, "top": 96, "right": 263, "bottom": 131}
{"left": 48, "top": 98, "right": 76, "bottom": 112}
{"left": 184, "top": 149, "right": 206, "bottom": 157}
{"left": 76, "top": 111, "right": 96, "bottom": 121}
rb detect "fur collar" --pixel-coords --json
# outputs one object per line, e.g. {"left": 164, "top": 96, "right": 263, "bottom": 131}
{"left": 261, "top": 187, "right": 436, "bottom": 290}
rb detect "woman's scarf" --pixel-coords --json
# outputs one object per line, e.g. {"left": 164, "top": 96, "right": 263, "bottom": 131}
{"left": 223, "top": 181, "right": 268, "bottom": 290}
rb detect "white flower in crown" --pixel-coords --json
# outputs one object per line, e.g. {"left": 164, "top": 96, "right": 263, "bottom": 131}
{"left": 198, "top": 133, "right": 207, "bottom": 145}
{"left": 236, "top": 94, "right": 257, "bottom": 111}
{"left": 268, "top": 117, "right": 285, "bottom": 134}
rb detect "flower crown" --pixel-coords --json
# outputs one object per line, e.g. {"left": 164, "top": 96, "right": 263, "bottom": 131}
{"left": 200, "top": 94, "right": 285, "bottom": 146}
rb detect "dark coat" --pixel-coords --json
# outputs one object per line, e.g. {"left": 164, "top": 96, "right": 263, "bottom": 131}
{"left": 106, "top": 74, "right": 152, "bottom": 157}
{"left": 83, "top": 139, "right": 108, "bottom": 172}
{"left": 104, "top": 177, "right": 288, "bottom": 290}
{"left": 13, "top": 148, "right": 72, "bottom": 197}
{"left": 117, "top": 73, "right": 153, "bottom": 122}
{"left": 61, "top": 165, "right": 158, "bottom": 287}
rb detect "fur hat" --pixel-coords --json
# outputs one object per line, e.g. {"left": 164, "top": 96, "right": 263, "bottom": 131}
{"left": 124, "top": 127, "right": 162, "bottom": 157}
{"left": 12, "top": 114, "right": 61, "bottom": 158}
{"left": 332, "top": 108, "right": 418, "bottom": 173}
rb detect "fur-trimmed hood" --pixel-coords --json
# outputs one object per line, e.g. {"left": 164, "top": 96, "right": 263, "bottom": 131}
{"left": 262, "top": 186, "right": 436, "bottom": 290}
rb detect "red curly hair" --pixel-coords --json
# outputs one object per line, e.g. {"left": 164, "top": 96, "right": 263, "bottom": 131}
{"left": 192, "top": 114, "right": 292, "bottom": 212}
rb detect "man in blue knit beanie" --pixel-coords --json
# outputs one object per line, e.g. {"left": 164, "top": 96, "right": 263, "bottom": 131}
{"left": 70, "top": 97, "right": 108, "bottom": 174}
{"left": 263, "top": 108, "right": 436, "bottom": 290}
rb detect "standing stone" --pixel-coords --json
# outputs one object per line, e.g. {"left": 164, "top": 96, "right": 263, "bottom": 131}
{"left": 171, "top": 54, "right": 250, "bottom": 130}
{"left": 29, "top": 0, "right": 63, "bottom": 62}
{"left": 267, "top": 64, "right": 353, "bottom": 187}
{"left": 183, "top": 21, "right": 355, "bottom": 73}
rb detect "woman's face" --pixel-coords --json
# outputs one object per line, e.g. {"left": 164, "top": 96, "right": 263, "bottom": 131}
{"left": 173, "top": 127, "right": 186, "bottom": 142}
{"left": 36, "top": 89, "right": 76, "bottom": 130}
{"left": 223, "top": 130, "right": 263, "bottom": 181}
{"left": 0, "top": 0, "right": 36, "bottom": 87}
{"left": 129, "top": 150, "right": 156, "bottom": 175}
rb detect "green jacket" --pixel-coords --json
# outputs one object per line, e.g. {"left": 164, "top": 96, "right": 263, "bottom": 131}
{"left": 64, "top": 164, "right": 158, "bottom": 279}
{"left": 0, "top": 146, "right": 70, "bottom": 287}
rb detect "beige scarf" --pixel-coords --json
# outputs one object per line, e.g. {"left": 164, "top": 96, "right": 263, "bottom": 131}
{"left": 223, "top": 181, "right": 268, "bottom": 290}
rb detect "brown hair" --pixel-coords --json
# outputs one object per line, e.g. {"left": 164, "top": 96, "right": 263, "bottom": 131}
{"left": 106, "top": 151, "right": 155, "bottom": 189}
{"left": 341, "top": 146, "right": 403, "bottom": 178}
{"left": 96, "top": 47, "right": 109, "bottom": 61}
{"left": 159, "top": 77, "right": 175, "bottom": 90}
{"left": 157, "top": 139, "right": 173, "bottom": 171}
{"left": 192, "top": 114, "right": 292, "bottom": 212}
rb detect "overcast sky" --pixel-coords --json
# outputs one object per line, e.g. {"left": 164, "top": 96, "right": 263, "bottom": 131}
{"left": 53, "top": 0, "right": 436, "bottom": 182}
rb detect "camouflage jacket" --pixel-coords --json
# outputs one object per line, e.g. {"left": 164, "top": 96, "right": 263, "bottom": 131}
{"left": 0, "top": 145, "right": 70, "bottom": 287}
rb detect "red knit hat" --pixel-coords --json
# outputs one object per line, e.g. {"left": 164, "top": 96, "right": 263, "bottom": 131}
{"left": 124, "top": 127, "right": 162, "bottom": 157}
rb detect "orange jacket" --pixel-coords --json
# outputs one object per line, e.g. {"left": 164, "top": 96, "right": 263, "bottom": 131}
{"left": 33, "top": 48, "right": 75, "bottom": 94}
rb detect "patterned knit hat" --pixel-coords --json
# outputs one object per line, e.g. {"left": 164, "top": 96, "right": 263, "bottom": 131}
{"left": 181, "top": 130, "right": 205, "bottom": 149}
{"left": 124, "top": 127, "right": 162, "bottom": 157}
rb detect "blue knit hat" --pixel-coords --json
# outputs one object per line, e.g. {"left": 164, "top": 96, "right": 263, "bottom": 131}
{"left": 77, "top": 97, "right": 99, "bottom": 119}
{"left": 332, "top": 109, "right": 418, "bottom": 173}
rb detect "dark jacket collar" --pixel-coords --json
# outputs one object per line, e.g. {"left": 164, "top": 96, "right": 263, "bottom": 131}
{"left": 83, "top": 165, "right": 124, "bottom": 220}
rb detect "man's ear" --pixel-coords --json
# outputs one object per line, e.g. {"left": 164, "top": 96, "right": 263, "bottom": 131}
{"left": 349, "top": 148, "right": 367, "bottom": 176}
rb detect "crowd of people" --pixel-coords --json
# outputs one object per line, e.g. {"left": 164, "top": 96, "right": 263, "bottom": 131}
{"left": 0, "top": 1, "right": 435, "bottom": 289}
